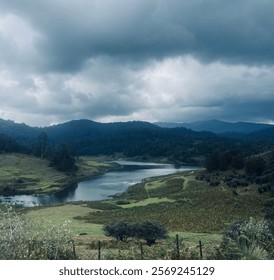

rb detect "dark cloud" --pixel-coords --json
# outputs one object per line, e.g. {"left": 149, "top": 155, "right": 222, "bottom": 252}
{"left": 0, "top": 0, "right": 274, "bottom": 126}
{"left": 1, "top": 0, "right": 274, "bottom": 73}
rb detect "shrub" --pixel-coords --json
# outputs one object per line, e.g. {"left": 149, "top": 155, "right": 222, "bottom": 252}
{"left": 134, "top": 220, "right": 168, "bottom": 246}
{"left": 103, "top": 220, "right": 168, "bottom": 246}
{"left": 0, "top": 207, "right": 76, "bottom": 260}
{"left": 103, "top": 221, "right": 133, "bottom": 242}
{"left": 217, "top": 218, "right": 273, "bottom": 260}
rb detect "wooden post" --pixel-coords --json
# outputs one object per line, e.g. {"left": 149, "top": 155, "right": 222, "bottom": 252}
{"left": 176, "top": 234, "right": 180, "bottom": 259}
{"left": 199, "top": 240, "right": 203, "bottom": 259}
{"left": 98, "top": 241, "right": 101, "bottom": 260}
{"left": 69, "top": 239, "right": 76, "bottom": 259}
{"left": 72, "top": 241, "right": 76, "bottom": 259}
{"left": 140, "top": 242, "right": 144, "bottom": 259}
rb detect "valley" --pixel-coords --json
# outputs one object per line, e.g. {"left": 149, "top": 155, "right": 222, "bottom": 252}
{"left": 1, "top": 118, "right": 274, "bottom": 260}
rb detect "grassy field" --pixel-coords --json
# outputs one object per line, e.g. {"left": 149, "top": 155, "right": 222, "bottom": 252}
{"left": 0, "top": 153, "right": 116, "bottom": 195}
{"left": 22, "top": 167, "right": 272, "bottom": 259}
{"left": 0, "top": 153, "right": 68, "bottom": 194}
{"left": 25, "top": 204, "right": 104, "bottom": 236}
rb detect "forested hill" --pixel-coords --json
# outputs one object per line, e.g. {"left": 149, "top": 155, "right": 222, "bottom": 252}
{"left": 0, "top": 119, "right": 219, "bottom": 163}
{"left": 155, "top": 120, "right": 273, "bottom": 134}
{"left": 1, "top": 118, "right": 274, "bottom": 164}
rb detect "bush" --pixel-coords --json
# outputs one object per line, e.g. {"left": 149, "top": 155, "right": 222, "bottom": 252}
{"left": 0, "top": 207, "right": 76, "bottom": 260}
{"left": 134, "top": 220, "right": 168, "bottom": 246}
{"left": 217, "top": 218, "right": 273, "bottom": 260}
{"left": 103, "top": 221, "right": 133, "bottom": 242}
{"left": 103, "top": 220, "right": 168, "bottom": 246}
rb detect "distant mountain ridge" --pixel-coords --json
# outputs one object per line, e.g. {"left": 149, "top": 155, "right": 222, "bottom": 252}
{"left": 2, "top": 118, "right": 274, "bottom": 164}
{"left": 155, "top": 119, "right": 273, "bottom": 134}
{"left": 0, "top": 118, "right": 216, "bottom": 160}
{"left": 0, "top": 118, "right": 161, "bottom": 143}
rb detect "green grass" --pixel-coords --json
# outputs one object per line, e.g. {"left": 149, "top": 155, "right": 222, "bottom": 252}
{"left": 79, "top": 171, "right": 269, "bottom": 233}
{"left": 22, "top": 168, "right": 269, "bottom": 236}
{"left": 169, "top": 231, "right": 222, "bottom": 245}
{"left": 121, "top": 197, "right": 175, "bottom": 208}
{"left": 0, "top": 153, "right": 116, "bottom": 195}
{"left": 25, "top": 204, "right": 104, "bottom": 236}
{"left": 0, "top": 153, "right": 68, "bottom": 194}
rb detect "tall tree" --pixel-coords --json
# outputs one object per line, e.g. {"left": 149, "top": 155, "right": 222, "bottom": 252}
{"left": 35, "top": 131, "right": 48, "bottom": 158}
{"left": 50, "top": 143, "right": 77, "bottom": 173}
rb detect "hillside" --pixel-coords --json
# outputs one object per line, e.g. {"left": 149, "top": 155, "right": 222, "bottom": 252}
{"left": 0, "top": 153, "right": 116, "bottom": 196}
{"left": 0, "top": 118, "right": 220, "bottom": 164}
{"left": 155, "top": 119, "right": 273, "bottom": 134}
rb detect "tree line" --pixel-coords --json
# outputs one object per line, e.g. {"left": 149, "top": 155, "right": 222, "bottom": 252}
{"left": 34, "top": 131, "right": 77, "bottom": 173}
{"left": 0, "top": 130, "right": 77, "bottom": 173}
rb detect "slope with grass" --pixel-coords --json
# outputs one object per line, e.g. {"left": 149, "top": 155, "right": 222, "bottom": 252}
{"left": 0, "top": 153, "right": 117, "bottom": 195}
{"left": 81, "top": 170, "right": 268, "bottom": 232}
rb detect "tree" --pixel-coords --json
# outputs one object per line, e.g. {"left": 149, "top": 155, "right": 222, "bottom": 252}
{"left": 134, "top": 220, "right": 168, "bottom": 246}
{"left": 245, "top": 157, "right": 266, "bottom": 177}
{"left": 103, "top": 221, "right": 133, "bottom": 242}
{"left": 50, "top": 143, "right": 77, "bottom": 173}
{"left": 205, "top": 151, "right": 220, "bottom": 171}
{"left": 103, "top": 220, "right": 168, "bottom": 246}
{"left": 35, "top": 131, "right": 48, "bottom": 158}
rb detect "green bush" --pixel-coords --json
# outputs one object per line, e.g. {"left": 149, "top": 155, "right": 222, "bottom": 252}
{"left": 134, "top": 220, "right": 168, "bottom": 246}
{"left": 217, "top": 217, "right": 273, "bottom": 260}
{"left": 103, "top": 220, "right": 167, "bottom": 246}
{"left": 103, "top": 221, "right": 133, "bottom": 242}
{"left": 0, "top": 207, "right": 76, "bottom": 260}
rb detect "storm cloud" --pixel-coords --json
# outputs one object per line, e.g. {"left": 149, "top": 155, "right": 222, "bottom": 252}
{"left": 0, "top": 0, "right": 274, "bottom": 126}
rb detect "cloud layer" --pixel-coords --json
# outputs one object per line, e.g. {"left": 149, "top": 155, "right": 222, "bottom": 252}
{"left": 0, "top": 0, "right": 274, "bottom": 126}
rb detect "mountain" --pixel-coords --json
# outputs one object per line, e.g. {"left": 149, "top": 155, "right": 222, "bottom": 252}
{"left": 155, "top": 120, "right": 273, "bottom": 134}
{"left": 0, "top": 119, "right": 217, "bottom": 159}
{"left": 2, "top": 118, "right": 274, "bottom": 165}
{"left": 0, "top": 119, "right": 40, "bottom": 142}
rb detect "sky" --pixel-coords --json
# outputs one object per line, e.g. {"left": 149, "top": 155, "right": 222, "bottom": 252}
{"left": 0, "top": 0, "right": 274, "bottom": 127}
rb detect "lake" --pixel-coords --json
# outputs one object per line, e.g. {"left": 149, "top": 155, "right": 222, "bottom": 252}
{"left": 0, "top": 160, "right": 198, "bottom": 207}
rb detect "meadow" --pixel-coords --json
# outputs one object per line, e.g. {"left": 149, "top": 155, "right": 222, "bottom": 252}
{"left": 24, "top": 168, "right": 271, "bottom": 259}
{"left": 0, "top": 154, "right": 116, "bottom": 195}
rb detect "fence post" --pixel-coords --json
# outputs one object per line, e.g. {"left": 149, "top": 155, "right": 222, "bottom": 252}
{"left": 140, "top": 242, "right": 144, "bottom": 259}
{"left": 199, "top": 240, "right": 203, "bottom": 259}
{"left": 175, "top": 234, "right": 180, "bottom": 259}
{"left": 98, "top": 241, "right": 101, "bottom": 260}
{"left": 70, "top": 239, "right": 76, "bottom": 259}
{"left": 72, "top": 241, "right": 76, "bottom": 259}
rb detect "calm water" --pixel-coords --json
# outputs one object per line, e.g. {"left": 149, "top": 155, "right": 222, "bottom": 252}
{"left": 0, "top": 160, "right": 198, "bottom": 207}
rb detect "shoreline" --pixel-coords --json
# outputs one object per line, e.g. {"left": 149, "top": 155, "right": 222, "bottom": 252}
{"left": 0, "top": 158, "right": 121, "bottom": 197}
{"left": 0, "top": 157, "right": 200, "bottom": 207}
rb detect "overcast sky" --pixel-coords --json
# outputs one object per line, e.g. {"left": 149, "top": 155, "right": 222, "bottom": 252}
{"left": 0, "top": 0, "right": 274, "bottom": 127}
